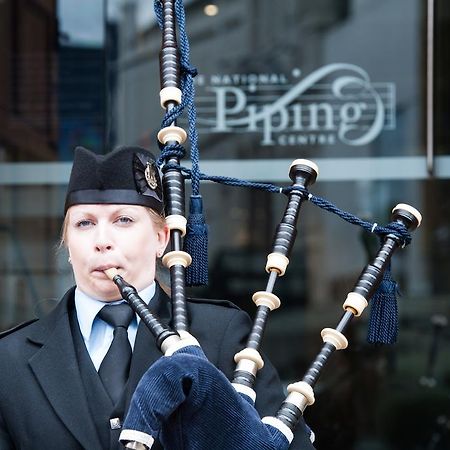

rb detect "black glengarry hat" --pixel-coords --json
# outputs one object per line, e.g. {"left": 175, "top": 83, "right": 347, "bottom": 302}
{"left": 64, "top": 146, "right": 164, "bottom": 214}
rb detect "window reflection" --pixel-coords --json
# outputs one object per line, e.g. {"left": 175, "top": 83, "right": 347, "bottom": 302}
{"left": 0, "top": 1, "right": 449, "bottom": 449}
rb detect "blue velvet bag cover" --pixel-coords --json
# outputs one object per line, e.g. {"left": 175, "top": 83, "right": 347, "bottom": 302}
{"left": 120, "top": 345, "right": 290, "bottom": 450}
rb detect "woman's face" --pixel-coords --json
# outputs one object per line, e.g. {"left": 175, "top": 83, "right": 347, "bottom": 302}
{"left": 65, "top": 204, "right": 169, "bottom": 301}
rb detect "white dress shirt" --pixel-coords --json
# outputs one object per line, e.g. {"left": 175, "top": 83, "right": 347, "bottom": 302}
{"left": 74, "top": 283, "right": 156, "bottom": 370}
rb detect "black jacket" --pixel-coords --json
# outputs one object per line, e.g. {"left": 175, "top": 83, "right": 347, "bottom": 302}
{"left": 0, "top": 285, "right": 314, "bottom": 449}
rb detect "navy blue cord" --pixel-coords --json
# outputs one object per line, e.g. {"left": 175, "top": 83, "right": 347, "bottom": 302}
{"left": 154, "top": 0, "right": 201, "bottom": 196}
{"left": 161, "top": 163, "right": 412, "bottom": 246}
{"left": 154, "top": 0, "right": 207, "bottom": 286}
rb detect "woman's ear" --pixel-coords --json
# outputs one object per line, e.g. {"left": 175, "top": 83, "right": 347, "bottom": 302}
{"left": 157, "top": 224, "right": 170, "bottom": 256}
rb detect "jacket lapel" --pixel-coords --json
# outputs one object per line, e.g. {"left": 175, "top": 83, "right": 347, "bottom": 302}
{"left": 27, "top": 288, "right": 102, "bottom": 450}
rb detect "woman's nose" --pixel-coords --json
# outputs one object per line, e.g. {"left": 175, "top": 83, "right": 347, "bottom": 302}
{"left": 96, "top": 242, "right": 112, "bottom": 252}
{"left": 94, "top": 225, "right": 114, "bottom": 252}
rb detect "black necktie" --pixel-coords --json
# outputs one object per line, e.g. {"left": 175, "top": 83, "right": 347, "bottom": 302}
{"left": 97, "top": 303, "right": 135, "bottom": 404}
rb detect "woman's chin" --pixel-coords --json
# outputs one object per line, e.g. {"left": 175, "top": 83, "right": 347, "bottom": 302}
{"left": 87, "top": 280, "right": 122, "bottom": 302}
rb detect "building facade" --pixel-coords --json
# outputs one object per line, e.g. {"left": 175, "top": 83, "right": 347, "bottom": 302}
{"left": 0, "top": 1, "right": 449, "bottom": 448}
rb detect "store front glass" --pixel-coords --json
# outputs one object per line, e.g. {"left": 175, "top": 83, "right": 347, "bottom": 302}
{"left": 0, "top": 1, "right": 449, "bottom": 448}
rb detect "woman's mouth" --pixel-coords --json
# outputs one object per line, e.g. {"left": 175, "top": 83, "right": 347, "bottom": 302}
{"left": 94, "top": 265, "right": 118, "bottom": 271}
{"left": 92, "top": 265, "right": 122, "bottom": 276}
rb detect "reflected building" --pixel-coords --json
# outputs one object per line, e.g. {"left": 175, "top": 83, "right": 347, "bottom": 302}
{"left": 0, "top": 1, "right": 449, "bottom": 448}
{"left": 0, "top": 0, "right": 58, "bottom": 161}
{"left": 0, "top": 0, "right": 61, "bottom": 329}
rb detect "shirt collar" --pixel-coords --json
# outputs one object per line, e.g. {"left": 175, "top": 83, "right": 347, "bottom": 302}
{"left": 75, "top": 282, "right": 156, "bottom": 342}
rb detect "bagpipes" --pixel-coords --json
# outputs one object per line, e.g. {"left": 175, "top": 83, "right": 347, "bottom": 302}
{"left": 104, "top": 1, "right": 422, "bottom": 448}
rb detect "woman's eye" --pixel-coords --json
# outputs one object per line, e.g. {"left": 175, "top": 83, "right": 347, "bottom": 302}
{"left": 76, "top": 219, "right": 93, "bottom": 228}
{"left": 116, "top": 216, "right": 133, "bottom": 224}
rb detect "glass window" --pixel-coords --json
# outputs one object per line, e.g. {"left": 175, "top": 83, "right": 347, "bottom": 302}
{"left": 1, "top": 1, "right": 449, "bottom": 448}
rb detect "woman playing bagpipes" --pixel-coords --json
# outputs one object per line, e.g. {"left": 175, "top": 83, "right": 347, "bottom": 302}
{"left": 0, "top": 1, "right": 421, "bottom": 449}
{"left": 0, "top": 145, "right": 314, "bottom": 449}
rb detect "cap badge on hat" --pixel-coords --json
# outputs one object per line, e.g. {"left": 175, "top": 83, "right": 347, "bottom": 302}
{"left": 133, "top": 152, "right": 163, "bottom": 201}
{"left": 145, "top": 162, "right": 158, "bottom": 190}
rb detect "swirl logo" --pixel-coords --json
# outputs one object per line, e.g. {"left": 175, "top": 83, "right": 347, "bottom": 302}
{"left": 195, "top": 64, "right": 395, "bottom": 147}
